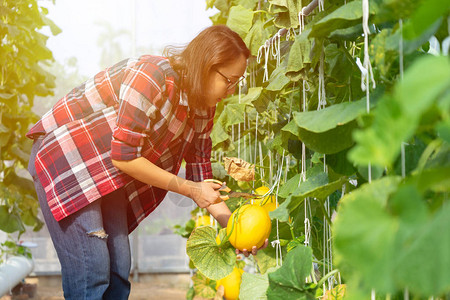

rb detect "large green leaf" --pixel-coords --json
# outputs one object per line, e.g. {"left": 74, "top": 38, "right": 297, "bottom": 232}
{"left": 349, "top": 55, "right": 450, "bottom": 167}
{"left": 186, "top": 226, "right": 236, "bottom": 280}
{"left": 334, "top": 179, "right": 450, "bottom": 296}
{"left": 295, "top": 120, "right": 357, "bottom": 154}
{"left": 226, "top": 5, "right": 254, "bottom": 38}
{"left": 240, "top": 272, "right": 269, "bottom": 300}
{"left": 283, "top": 99, "right": 365, "bottom": 154}
{"left": 333, "top": 177, "right": 402, "bottom": 293}
{"left": 266, "top": 245, "right": 315, "bottom": 299}
{"left": 310, "top": 0, "right": 377, "bottom": 38}
{"left": 293, "top": 98, "right": 366, "bottom": 133}
{"left": 393, "top": 191, "right": 450, "bottom": 296}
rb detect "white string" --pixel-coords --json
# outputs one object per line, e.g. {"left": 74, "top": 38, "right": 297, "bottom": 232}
{"left": 318, "top": 0, "right": 325, "bottom": 12}
{"left": 362, "top": 0, "right": 376, "bottom": 96}
{"left": 298, "top": 11, "right": 305, "bottom": 36}
{"left": 271, "top": 32, "right": 281, "bottom": 67}
{"left": 259, "top": 141, "right": 265, "bottom": 182}
{"left": 253, "top": 113, "right": 259, "bottom": 190}
{"left": 362, "top": 0, "right": 374, "bottom": 184}
{"left": 237, "top": 83, "right": 242, "bottom": 158}
{"left": 318, "top": 46, "right": 326, "bottom": 110}
{"left": 404, "top": 288, "right": 409, "bottom": 300}
{"left": 257, "top": 41, "right": 271, "bottom": 82}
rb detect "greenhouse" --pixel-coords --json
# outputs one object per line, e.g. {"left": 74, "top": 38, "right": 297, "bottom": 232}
{"left": 1, "top": 0, "right": 449, "bottom": 299}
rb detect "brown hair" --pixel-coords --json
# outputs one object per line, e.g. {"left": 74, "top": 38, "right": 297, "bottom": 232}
{"left": 163, "top": 25, "right": 250, "bottom": 108}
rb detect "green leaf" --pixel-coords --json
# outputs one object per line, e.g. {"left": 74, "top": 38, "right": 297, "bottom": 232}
{"left": 286, "top": 31, "right": 312, "bottom": 78}
{"left": 240, "top": 272, "right": 269, "bottom": 300}
{"left": 436, "top": 120, "right": 450, "bottom": 143}
{"left": 291, "top": 165, "right": 329, "bottom": 198}
{"left": 268, "top": 0, "right": 301, "bottom": 28}
{"left": 252, "top": 89, "right": 276, "bottom": 113}
{"left": 0, "top": 123, "right": 11, "bottom": 147}
{"left": 394, "top": 198, "right": 450, "bottom": 296}
{"left": 269, "top": 196, "right": 291, "bottom": 222}
{"left": 244, "top": 19, "right": 270, "bottom": 56}
{"left": 266, "top": 62, "right": 290, "bottom": 91}
{"left": 333, "top": 180, "right": 401, "bottom": 293}
{"left": 255, "top": 246, "right": 279, "bottom": 274}
{"left": 226, "top": 5, "right": 254, "bottom": 38}
{"left": 192, "top": 271, "right": 217, "bottom": 298}
{"left": 186, "top": 226, "right": 236, "bottom": 280}
{"left": 0, "top": 205, "right": 25, "bottom": 233}
{"left": 295, "top": 121, "right": 357, "bottom": 154}
{"left": 386, "top": 18, "right": 443, "bottom": 54}
{"left": 349, "top": 55, "right": 450, "bottom": 167}
{"left": 218, "top": 103, "right": 247, "bottom": 127}
{"left": 278, "top": 173, "right": 301, "bottom": 198}
{"left": 310, "top": 0, "right": 377, "bottom": 38}
{"left": 401, "top": 0, "right": 449, "bottom": 42}
{"left": 335, "top": 178, "right": 450, "bottom": 296}
{"left": 266, "top": 245, "right": 315, "bottom": 300}
{"left": 326, "top": 149, "right": 356, "bottom": 176}
{"left": 293, "top": 98, "right": 366, "bottom": 133}
{"left": 240, "top": 87, "right": 263, "bottom": 104}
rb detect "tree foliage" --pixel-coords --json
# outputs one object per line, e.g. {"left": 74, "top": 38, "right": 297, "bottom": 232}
{"left": 0, "top": 0, "right": 60, "bottom": 238}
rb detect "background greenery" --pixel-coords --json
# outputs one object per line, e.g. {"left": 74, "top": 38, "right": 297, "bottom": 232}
{"left": 0, "top": 0, "right": 61, "bottom": 261}
{"left": 183, "top": 0, "right": 450, "bottom": 299}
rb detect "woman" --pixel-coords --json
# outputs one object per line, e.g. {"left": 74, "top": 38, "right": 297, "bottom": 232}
{"left": 27, "top": 25, "right": 267, "bottom": 299}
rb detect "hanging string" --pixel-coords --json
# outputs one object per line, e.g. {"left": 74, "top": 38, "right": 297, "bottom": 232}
{"left": 237, "top": 82, "right": 242, "bottom": 158}
{"left": 301, "top": 78, "right": 315, "bottom": 284}
{"left": 318, "top": 0, "right": 325, "bottom": 12}
{"left": 259, "top": 141, "right": 265, "bottom": 183}
{"left": 318, "top": 46, "right": 326, "bottom": 110}
{"left": 257, "top": 41, "right": 270, "bottom": 82}
{"left": 271, "top": 31, "right": 281, "bottom": 67}
{"left": 361, "top": 0, "right": 376, "bottom": 99}
{"left": 298, "top": 11, "right": 305, "bottom": 36}
{"left": 363, "top": 1, "right": 375, "bottom": 297}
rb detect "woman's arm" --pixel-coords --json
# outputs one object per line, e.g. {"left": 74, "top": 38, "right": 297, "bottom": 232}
{"left": 112, "top": 157, "right": 221, "bottom": 208}
{"left": 206, "top": 201, "right": 231, "bottom": 228}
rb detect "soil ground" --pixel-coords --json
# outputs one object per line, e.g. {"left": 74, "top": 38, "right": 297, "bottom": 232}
{"left": 1, "top": 273, "right": 190, "bottom": 300}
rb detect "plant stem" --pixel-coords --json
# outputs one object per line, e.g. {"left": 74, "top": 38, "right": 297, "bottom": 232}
{"left": 317, "top": 269, "right": 339, "bottom": 288}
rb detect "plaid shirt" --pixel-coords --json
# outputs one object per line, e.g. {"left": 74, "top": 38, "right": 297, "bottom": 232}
{"left": 27, "top": 55, "right": 215, "bottom": 233}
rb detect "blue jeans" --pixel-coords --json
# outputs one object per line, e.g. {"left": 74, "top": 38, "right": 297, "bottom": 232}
{"left": 28, "top": 137, "right": 131, "bottom": 300}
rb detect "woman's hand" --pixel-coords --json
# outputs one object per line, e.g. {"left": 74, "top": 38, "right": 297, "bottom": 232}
{"left": 236, "top": 238, "right": 269, "bottom": 257}
{"left": 189, "top": 181, "right": 223, "bottom": 208}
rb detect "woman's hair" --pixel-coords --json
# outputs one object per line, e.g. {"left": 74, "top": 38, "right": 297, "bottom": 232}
{"left": 163, "top": 25, "right": 250, "bottom": 108}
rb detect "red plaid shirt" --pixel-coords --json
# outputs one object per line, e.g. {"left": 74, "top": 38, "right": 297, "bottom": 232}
{"left": 27, "top": 55, "right": 215, "bottom": 232}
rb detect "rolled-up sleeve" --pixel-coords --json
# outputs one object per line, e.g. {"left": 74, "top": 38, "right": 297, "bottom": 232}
{"left": 111, "top": 63, "right": 164, "bottom": 161}
{"left": 185, "top": 108, "right": 216, "bottom": 182}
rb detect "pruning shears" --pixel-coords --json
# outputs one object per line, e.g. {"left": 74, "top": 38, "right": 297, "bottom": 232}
{"left": 204, "top": 179, "right": 259, "bottom": 201}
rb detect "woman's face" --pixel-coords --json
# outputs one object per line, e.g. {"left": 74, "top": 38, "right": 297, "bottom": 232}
{"left": 204, "top": 54, "right": 247, "bottom": 107}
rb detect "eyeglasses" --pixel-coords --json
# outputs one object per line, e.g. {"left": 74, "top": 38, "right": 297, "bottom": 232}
{"left": 216, "top": 69, "right": 245, "bottom": 90}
